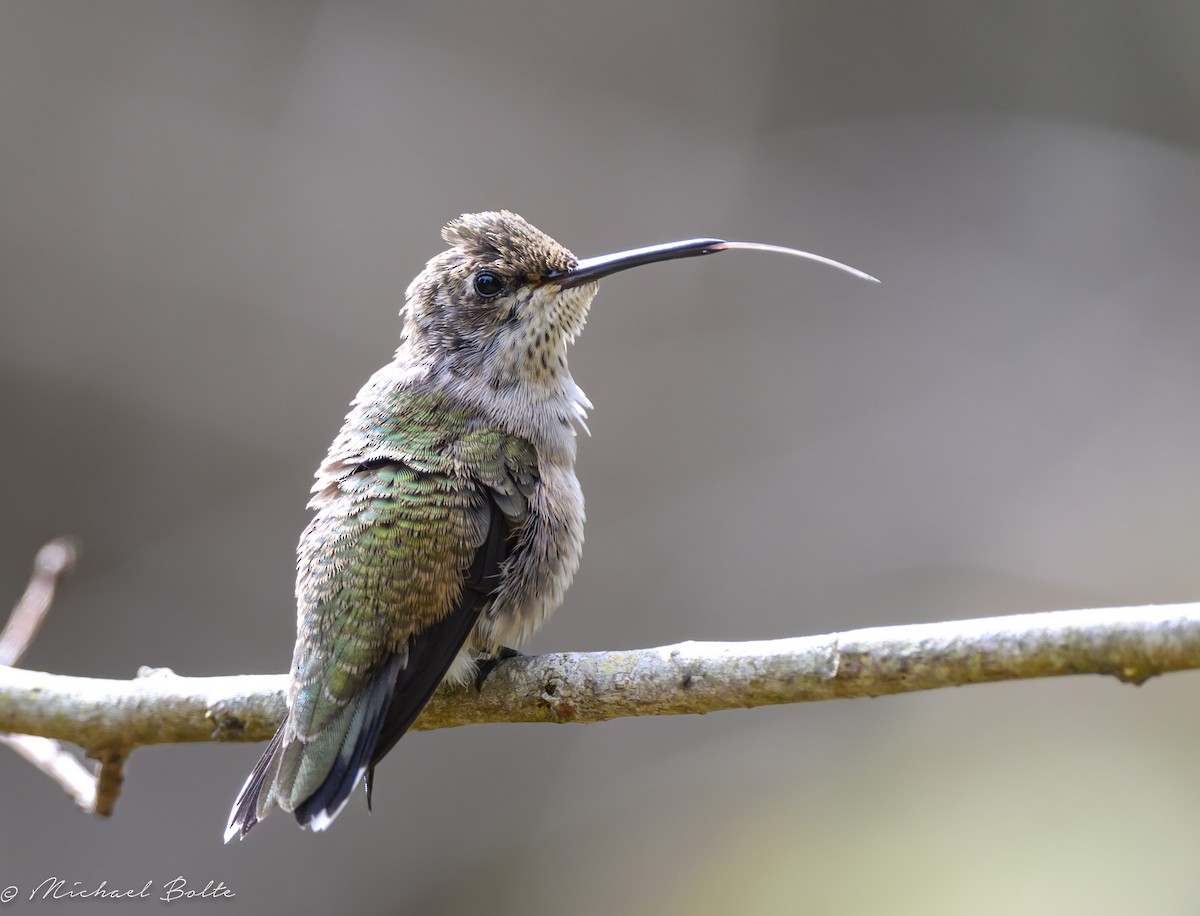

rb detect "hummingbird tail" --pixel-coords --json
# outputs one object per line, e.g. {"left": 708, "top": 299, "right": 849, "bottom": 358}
{"left": 292, "top": 653, "right": 405, "bottom": 832}
{"left": 223, "top": 654, "right": 405, "bottom": 841}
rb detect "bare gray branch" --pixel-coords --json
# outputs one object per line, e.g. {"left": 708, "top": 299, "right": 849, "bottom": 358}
{"left": 1, "top": 602, "right": 1197, "bottom": 769}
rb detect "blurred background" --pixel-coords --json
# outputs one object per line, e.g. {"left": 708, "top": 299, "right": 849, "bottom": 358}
{"left": 2, "top": 1, "right": 1199, "bottom": 913}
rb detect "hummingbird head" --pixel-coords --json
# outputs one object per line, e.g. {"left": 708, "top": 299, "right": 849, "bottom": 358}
{"left": 401, "top": 211, "right": 596, "bottom": 395}
{"left": 400, "top": 209, "right": 877, "bottom": 398}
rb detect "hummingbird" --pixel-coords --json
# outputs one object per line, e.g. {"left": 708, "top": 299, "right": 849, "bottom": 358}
{"left": 224, "top": 210, "right": 875, "bottom": 840}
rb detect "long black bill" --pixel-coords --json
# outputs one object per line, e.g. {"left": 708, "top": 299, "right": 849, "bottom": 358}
{"left": 550, "top": 238, "right": 878, "bottom": 289}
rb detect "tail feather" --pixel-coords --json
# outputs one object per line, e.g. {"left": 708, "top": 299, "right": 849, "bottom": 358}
{"left": 224, "top": 725, "right": 286, "bottom": 842}
{"left": 223, "top": 654, "right": 404, "bottom": 841}
{"left": 293, "top": 653, "right": 404, "bottom": 829}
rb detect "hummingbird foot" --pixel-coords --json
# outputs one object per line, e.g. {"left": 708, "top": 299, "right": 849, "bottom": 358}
{"left": 474, "top": 646, "right": 524, "bottom": 692}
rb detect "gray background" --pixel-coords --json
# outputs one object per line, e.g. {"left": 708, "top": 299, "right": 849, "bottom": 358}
{"left": 3, "top": 2, "right": 1199, "bottom": 913}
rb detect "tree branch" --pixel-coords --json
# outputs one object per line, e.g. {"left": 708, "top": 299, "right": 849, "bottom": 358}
{"left": 3, "top": 533, "right": 1197, "bottom": 819}
{"left": 2, "top": 603, "right": 1197, "bottom": 770}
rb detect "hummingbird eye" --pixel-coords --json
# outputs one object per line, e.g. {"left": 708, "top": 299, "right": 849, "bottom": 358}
{"left": 473, "top": 271, "right": 505, "bottom": 299}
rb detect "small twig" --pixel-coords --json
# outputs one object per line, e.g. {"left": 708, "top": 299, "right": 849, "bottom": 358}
{"left": 0, "top": 536, "right": 78, "bottom": 666}
{"left": 91, "top": 753, "right": 126, "bottom": 818}
{"left": 0, "top": 538, "right": 105, "bottom": 814}
{"left": 0, "top": 734, "right": 96, "bottom": 812}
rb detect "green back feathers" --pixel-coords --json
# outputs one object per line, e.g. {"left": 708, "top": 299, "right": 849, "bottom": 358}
{"left": 290, "top": 383, "right": 537, "bottom": 742}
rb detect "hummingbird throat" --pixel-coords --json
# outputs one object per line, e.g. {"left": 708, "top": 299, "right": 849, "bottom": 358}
{"left": 499, "top": 281, "right": 595, "bottom": 389}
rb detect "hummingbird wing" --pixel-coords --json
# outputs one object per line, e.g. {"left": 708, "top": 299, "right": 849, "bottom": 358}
{"left": 292, "top": 477, "right": 514, "bottom": 827}
{"left": 364, "top": 482, "right": 512, "bottom": 794}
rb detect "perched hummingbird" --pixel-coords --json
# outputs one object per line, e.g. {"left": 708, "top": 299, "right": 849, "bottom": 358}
{"left": 224, "top": 210, "right": 875, "bottom": 840}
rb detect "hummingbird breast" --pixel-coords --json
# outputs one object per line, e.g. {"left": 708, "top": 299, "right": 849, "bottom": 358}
{"left": 472, "top": 456, "right": 585, "bottom": 658}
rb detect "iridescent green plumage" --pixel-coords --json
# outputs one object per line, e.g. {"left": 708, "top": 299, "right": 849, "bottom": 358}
{"left": 231, "top": 383, "right": 541, "bottom": 832}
